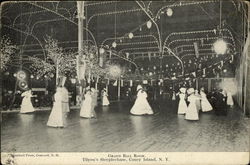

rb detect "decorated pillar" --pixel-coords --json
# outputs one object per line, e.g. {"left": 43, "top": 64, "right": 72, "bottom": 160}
{"left": 56, "top": 59, "right": 59, "bottom": 85}
{"left": 208, "top": 78, "right": 211, "bottom": 92}
{"left": 196, "top": 78, "right": 198, "bottom": 90}
{"left": 118, "top": 77, "right": 121, "bottom": 100}
{"left": 77, "top": 1, "right": 85, "bottom": 95}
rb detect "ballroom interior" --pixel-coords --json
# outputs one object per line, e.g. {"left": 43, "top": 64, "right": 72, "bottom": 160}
{"left": 1, "top": 1, "right": 249, "bottom": 152}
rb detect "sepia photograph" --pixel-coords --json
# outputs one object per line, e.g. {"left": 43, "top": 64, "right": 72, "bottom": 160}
{"left": 1, "top": 1, "right": 249, "bottom": 164}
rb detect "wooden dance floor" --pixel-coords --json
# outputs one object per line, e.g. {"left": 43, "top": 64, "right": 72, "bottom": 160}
{"left": 1, "top": 101, "right": 249, "bottom": 152}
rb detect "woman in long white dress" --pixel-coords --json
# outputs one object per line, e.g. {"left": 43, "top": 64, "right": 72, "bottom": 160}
{"left": 185, "top": 88, "right": 199, "bottom": 120}
{"left": 177, "top": 88, "right": 188, "bottom": 115}
{"left": 91, "top": 88, "right": 98, "bottom": 110}
{"left": 61, "top": 87, "right": 70, "bottom": 113}
{"left": 47, "top": 87, "right": 67, "bottom": 127}
{"left": 80, "top": 89, "right": 96, "bottom": 118}
{"left": 20, "top": 89, "right": 35, "bottom": 113}
{"left": 200, "top": 87, "right": 213, "bottom": 112}
{"left": 130, "top": 85, "right": 154, "bottom": 115}
{"left": 226, "top": 91, "right": 234, "bottom": 107}
{"left": 194, "top": 90, "right": 202, "bottom": 111}
{"left": 102, "top": 88, "right": 110, "bottom": 106}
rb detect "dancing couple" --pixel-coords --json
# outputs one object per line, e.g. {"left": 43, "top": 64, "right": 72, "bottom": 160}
{"left": 47, "top": 77, "right": 69, "bottom": 128}
{"left": 177, "top": 87, "right": 213, "bottom": 121}
{"left": 80, "top": 87, "right": 97, "bottom": 118}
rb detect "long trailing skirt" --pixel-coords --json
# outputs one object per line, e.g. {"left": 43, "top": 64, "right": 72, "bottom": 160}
{"left": 130, "top": 97, "right": 153, "bottom": 115}
{"left": 227, "top": 93, "right": 234, "bottom": 106}
{"left": 102, "top": 95, "right": 110, "bottom": 106}
{"left": 20, "top": 97, "right": 35, "bottom": 113}
{"left": 185, "top": 102, "right": 199, "bottom": 120}
{"left": 201, "top": 98, "right": 213, "bottom": 112}
{"left": 178, "top": 99, "right": 188, "bottom": 114}
{"left": 80, "top": 96, "right": 95, "bottom": 118}
{"left": 195, "top": 99, "right": 201, "bottom": 111}
{"left": 47, "top": 101, "right": 67, "bottom": 127}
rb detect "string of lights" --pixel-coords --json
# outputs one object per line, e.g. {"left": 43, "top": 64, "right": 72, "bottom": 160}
{"left": 3, "top": 25, "right": 46, "bottom": 60}
{"left": 101, "top": 34, "right": 159, "bottom": 48}
{"left": 164, "top": 28, "right": 235, "bottom": 48}
{"left": 87, "top": 8, "right": 142, "bottom": 27}
{"left": 167, "top": 36, "right": 234, "bottom": 48}
{"left": 85, "top": 1, "right": 117, "bottom": 7}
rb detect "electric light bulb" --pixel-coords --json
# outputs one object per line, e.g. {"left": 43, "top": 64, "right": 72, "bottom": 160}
{"left": 128, "top": 33, "right": 134, "bottom": 39}
{"left": 213, "top": 39, "right": 227, "bottom": 55}
{"left": 112, "top": 42, "right": 117, "bottom": 48}
{"left": 147, "top": 21, "right": 152, "bottom": 29}
{"left": 166, "top": 8, "right": 173, "bottom": 16}
{"left": 99, "top": 48, "right": 105, "bottom": 54}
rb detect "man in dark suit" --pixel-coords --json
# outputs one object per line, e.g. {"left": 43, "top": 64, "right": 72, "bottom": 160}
{"left": 213, "top": 89, "right": 227, "bottom": 116}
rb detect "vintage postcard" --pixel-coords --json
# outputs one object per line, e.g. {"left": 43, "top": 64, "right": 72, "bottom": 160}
{"left": 1, "top": 1, "right": 249, "bottom": 165}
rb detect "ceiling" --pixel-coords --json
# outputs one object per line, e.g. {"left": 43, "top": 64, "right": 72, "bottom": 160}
{"left": 1, "top": 1, "right": 248, "bottom": 72}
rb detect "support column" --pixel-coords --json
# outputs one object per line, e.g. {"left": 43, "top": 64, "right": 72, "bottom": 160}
{"left": 106, "top": 84, "right": 108, "bottom": 94}
{"left": 208, "top": 78, "right": 211, "bottom": 92}
{"left": 196, "top": 78, "right": 198, "bottom": 90}
{"left": 118, "top": 77, "right": 121, "bottom": 100}
{"left": 77, "top": 1, "right": 85, "bottom": 95}
{"left": 56, "top": 59, "right": 59, "bottom": 86}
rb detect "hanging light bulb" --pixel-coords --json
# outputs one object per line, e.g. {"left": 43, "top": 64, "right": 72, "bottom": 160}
{"left": 112, "top": 41, "right": 117, "bottom": 48}
{"left": 139, "top": 27, "right": 142, "bottom": 31}
{"left": 125, "top": 52, "right": 129, "bottom": 58}
{"left": 128, "top": 32, "right": 134, "bottom": 39}
{"left": 147, "top": 20, "right": 152, "bottom": 29}
{"left": 166, "top": 8, "right": 173, "bottom": 16}
{"left": 99, "top": 48, "right": 105, "bottom": 54}
{"left": 213, "top": 39, "right": 227, "bottom": 55}
{"left": 213, "top": 29, "right": 217, "bottom": 34}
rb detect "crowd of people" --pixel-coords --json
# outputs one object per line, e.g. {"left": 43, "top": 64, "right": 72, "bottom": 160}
{"left": 176, "top": 87, "right": 213, "bottom": 120}
{"left": 46, "top": 85, "right": 110, "bottom": 127}
{"left": 17, "top": 80, "right": 234, "bottom": 128}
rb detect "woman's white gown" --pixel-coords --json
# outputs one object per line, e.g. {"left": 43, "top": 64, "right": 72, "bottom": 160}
{"left": 61, "top": 87, "right": 70, "bottom": 113}
{"left": 80, "top": 92, "right": 95, "bottom": 118}
{"left": 102, "top": 91, "right": 110, "bottom": 106}
{"left": 200, "top": 91, "right": 213, "bottom": 112}
{"left": 91, "top": 90, "right": 98, "bottom": 110}
{"left": 177, "top": 93, "right": 188, "bottom": 114}
{"left": 185, "top": 95, "right": 199, "bottom": 120}
{"left": 130, "top": 90, "right": 153, "bottom": 115}
{"left": 195, "top": 94, "right": 201, "bottom": 111}
{"left": 20, "top": 91, "right": 35, "bottom": 113}
{"left": 227, "top": 92, "right": 234, "bottom": 106}
{"left": 47, "top": 91, "right": 67, "bottom": 127}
